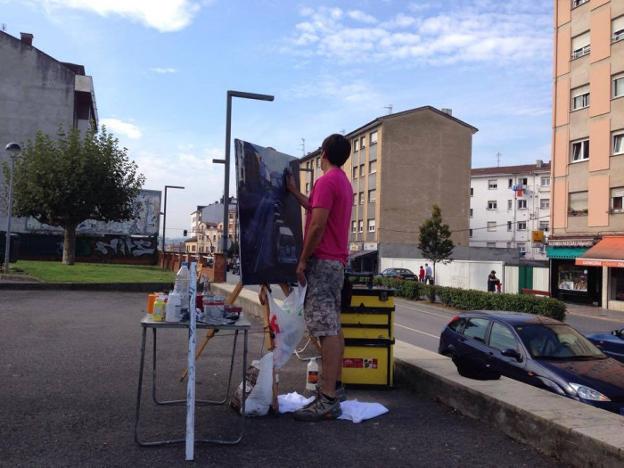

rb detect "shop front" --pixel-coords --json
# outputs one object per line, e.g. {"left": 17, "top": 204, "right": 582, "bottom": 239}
{"left": 576, "top": 236, "right": 624, "bottom": 311}
{"left": 547, "top": 242, "right": 602, "bottom": 306}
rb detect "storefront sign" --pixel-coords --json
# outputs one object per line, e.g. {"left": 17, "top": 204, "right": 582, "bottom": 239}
{"left": 576, "top": 258, "right": 624, "bottom": 268}
{"left": 548, "top": 239, "right": 595, "bottom": 247}
{"left": 364, "top": 242, "right": 377, "bottom": 251}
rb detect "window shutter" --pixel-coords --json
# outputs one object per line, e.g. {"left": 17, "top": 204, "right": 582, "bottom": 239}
{"left": 613, "top": 16, "right": 624, "bottom": 37}
{"left": 572, "top": 32, "right": 590, "bottom": 50}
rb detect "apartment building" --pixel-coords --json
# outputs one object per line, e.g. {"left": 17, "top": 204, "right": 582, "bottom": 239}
{"left": 189, "top": 199, "right": 237, "bottom": 254}
{"left": 470, "top": 161, "right": 552, "bottom": 260}
{"left": 549, "top": 0, "right": 624, "bottom": 309}
{"left": 0, "top": 30, "right": 97, "bottom": 234}
{"left": 300, "top": 106, "right": 477, "bottom": 267}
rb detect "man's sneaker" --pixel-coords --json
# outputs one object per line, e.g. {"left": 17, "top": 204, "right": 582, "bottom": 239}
{"left": 294, "top": 393, "right": 341, "bottom": 422}
{"left": 314, "top": 384, "right": 347, "bottom": 402}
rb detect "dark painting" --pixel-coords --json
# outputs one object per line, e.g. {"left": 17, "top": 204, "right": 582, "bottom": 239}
{"left": 235, "top": 139, "right": 302, "bottom": 285}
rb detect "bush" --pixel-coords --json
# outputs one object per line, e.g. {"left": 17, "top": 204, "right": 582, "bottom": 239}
{"left": 373, "top": 276, "right": 566, "bottom": 321}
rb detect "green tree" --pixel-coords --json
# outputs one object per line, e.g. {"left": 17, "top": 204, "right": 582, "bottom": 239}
{"left": 11, "top": 127, "right": 145, "bottom": 265}
{"left": 418, "top": 204, "right": 454, "bottom": 286}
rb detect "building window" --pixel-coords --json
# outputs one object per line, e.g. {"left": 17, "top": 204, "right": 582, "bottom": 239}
{"left": 305, "top": 182, "right": 310, "bottom": 193}
{"left": 370, "top": 131, "right": 378, "bottom": 145}
{"left": 354, "top": 139, "right": 359, "bottom": 152}
{"left": 306, "top": 161, "right": 311, "bottom": 169}
{"left": 613, "top": 131, "right": 624, "bottom": 155}
{"left": 572, "top": 0, "right": 588, "bottom": 7}
{"left": 359, "top": 192, "right": 365, "bottom": 205}
{"left": 487, "top": 222, "right": 496, "bottom": 232}
{"left": 352, "top": 221, "right": 357, "bottom": 233}
{"left": 486, "top": 242, "right": 496, "bottom": 248}
{"left": 470, "top": 208, "right": 473, "bottom": 217}
{"left": 571, "top": 85, "right": 590, "bottom": 110}
{"left": 610, "top": 268, "right": 624, "bottom": 301}
{"left": 613, "top": 16, "right": 624, "bottom": 42}
{"left": 368, "top": 219, "right": 376, "bottom": 232}
{"left": 569, "top": 191, "right": 588, "bottom": 216}
{"left": 518, "top": 177, "right": 528, "bottom": 186}
{"left": 541, "top": 176, "right": 550, "bottom": 186}
{"left": 359, "top": 165, "right": 365, "bottom": 177}
{"left": 518, "top": 243, "right": 526, "bottom": 254}
{"left": 508, "top": 178, "right": 513, "bottom": 188}
{"left": 571, "top": 139, "right": 590, "bottom": 162}
{"left": 539, "top": 221, "right": 550, "bottom": 232}
{"left": 506, "top": 242, "right": 512, "bottom": 248}
{"left": 369, "top": 160, "right": 377, "bottom": 173}
{"left": 611, "top": 187, "right": 624, "bottom": 213}
{"left": 352, "top": 167, "right": 358, "bottom": 179}
{"left": 517, "top": 221, "right": 527, "bottom": 231}
{"left": 368, "top": 189, "right": 376, "bottom": 203}
{"left": 540, "top": 198, "right": 550, "bottom": 210}
{"left": 470, "top": 187, "right": 474, "bottom": 196}
{"left": 507, "top": 199, "right": 512, "bottom": 210}
{"left": 358, "top": 220, "right": 364, "bottom": 233}
{"left": 487, "top": 200, "right": 497, "bottom": 210}
{"left": 571, "top": 31, "right": 590, "bottom": 59}
{"left": 518, "top": 199, "right": 527, "bottom": 209}
{"left": 316, "top": 158, "right": 320, "bottom": 168}
{"left": 353, "top": 193, "right": 357, "bottom": 206}
{"left": 559, "top": 265, "right": 588, "bottom": 292}
{"left": 614, "top": 73, "right": 624, "bottom": 99}
{"left": 488, "top": 179, "right": 497, "bottom": 190}
{"left": 469, "top": 229, "right": 473, "bottom": 238}
{"left": 360, "top": 136, "right": 366, "bottom": 150}
{"left": 507, "top": 221, "right": 512, "bottom": 231}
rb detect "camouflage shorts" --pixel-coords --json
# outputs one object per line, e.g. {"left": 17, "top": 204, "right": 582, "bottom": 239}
{"left": 304, "top": 258, "right": 344, "bottom": 337}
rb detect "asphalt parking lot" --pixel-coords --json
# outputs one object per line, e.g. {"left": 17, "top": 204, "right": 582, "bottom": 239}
{"left": 0, "top": 290, "right": 560, "bottom": 467}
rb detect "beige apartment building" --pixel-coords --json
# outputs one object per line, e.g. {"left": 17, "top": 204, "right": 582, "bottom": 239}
{"left": 300, "top": 106, "right": 477, "bottom": 269}
{"left": 549, "top": 0, "right": 624, "bottom": 309}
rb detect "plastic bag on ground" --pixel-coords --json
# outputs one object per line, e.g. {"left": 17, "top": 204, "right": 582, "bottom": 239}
{"left": 276, "top": 392, "right": 389, "bottom": 423}
{"left": 277, "top": 392, "right": 314, "bottom": 413}
{"left": 237, "top": 352, "right": 274, "bottom": 416}
{"left": 268, "top": 285, "right": 306, "bottom": 370}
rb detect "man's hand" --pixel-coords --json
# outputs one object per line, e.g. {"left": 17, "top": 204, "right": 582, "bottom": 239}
{"left": 296, "top": 259, "right": 307, "bottom": 286}
{"left": 286, "top": 173, "right": 298, "bottom": 194}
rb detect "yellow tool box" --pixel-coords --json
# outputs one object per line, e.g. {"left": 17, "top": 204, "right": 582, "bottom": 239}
{"left": 341, "top": 273, "right": 395, "bottom": 387}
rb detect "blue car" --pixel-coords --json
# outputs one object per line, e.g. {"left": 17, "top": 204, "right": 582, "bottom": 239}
{"left": 438, "top": 311, "right": 624, "bottom": 415}
{"left": 586, "top": 327, "right": 624, "bottom": 363}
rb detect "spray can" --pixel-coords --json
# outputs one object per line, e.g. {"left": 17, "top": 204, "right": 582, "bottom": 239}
{"left": 306, "top": 358, "right": 319, "bottom": 393}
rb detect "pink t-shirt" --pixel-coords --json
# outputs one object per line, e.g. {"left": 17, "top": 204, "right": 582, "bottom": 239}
{"left": 305, "top": 167, "right": 353, "bottom": 264}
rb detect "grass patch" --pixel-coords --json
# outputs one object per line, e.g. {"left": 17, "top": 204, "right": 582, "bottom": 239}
{"left": 14, "top": 260, "right": 175, "bottom": 284}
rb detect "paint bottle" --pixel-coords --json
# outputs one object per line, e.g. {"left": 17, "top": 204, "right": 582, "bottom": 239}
{"left": 306, "top": 358, "right": 319, "bottom": 393}
{"left": 153, "top": 298, "right": 165, "bottom": 321}
{"left": 175, "top": 262, "right": 190, "bottom": 316}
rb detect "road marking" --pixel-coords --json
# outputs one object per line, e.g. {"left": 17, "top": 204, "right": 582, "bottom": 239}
{"left": 566, "top": 312, "right": 623, "bottom": 324}
{"left": 395, "top": 322, "right": 440, "bottom": 339}
{"left": 394, "top": 301, "right": 454, "bottom": 320}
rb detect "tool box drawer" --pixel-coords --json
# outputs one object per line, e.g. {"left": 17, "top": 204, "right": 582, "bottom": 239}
{"left": 341, "top": 308, "right": 393, "bottom": 340}
{"left": 347, "top": 288, "right": 395, "bottom": 309}
{"left": 342, "top": 338, "right": 394, "bottom": 387}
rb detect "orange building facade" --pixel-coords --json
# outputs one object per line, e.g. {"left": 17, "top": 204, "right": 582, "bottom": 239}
{"left": 549, "top": 0, "right": 624, "bottom": 309}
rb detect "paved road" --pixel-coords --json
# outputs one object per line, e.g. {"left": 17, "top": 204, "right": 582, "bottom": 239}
{"left": 226, "top": 273, "right": 622, "bottom": 353}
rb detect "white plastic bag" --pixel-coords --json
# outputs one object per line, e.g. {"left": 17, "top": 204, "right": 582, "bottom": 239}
{"left": 244, "top": 352, "right": 274, "bottom": 416}
{"left": 267, "top": 285, "right": 307, "bottom": 369}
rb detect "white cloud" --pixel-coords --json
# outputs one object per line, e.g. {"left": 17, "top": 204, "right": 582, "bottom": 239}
{"left": 150, "top": 67, "right": 177, "bottom": 74}
{"left": 285, "top": 2, "right": 551, "bottom": 65}
{"left": 35, "top": 0, "right": 204, "bottom": 32}
{"left": 347, "top": 10, "right": 377, "bottom": 24}
{"left": 285, "top": 76, "right": 383, "bottom": 105}
{"left": 100, "top": 118, "right": 142, "bottom": 140}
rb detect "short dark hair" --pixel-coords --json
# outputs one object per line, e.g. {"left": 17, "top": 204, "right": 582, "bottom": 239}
{"left": 321, "top": 134, "right": 351, "bottom": 167}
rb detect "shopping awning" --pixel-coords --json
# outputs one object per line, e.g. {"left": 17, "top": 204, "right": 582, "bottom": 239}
{"left": 546, "top": 246, "right": 588, "bottom": 260}
{"left": 349, "top": 249, "right": 378, "bottom": 260}
{"left": 576, "top": 236, "right": 624, "bottom": 267}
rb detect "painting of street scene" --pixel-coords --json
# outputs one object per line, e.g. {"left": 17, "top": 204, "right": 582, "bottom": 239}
{"left": 235, "top": 139, "right": 302, "bottom": 285}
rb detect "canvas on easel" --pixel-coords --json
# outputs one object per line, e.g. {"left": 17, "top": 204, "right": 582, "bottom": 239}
{"left": 235, "top": 139, "right": 302, "bottom": 285}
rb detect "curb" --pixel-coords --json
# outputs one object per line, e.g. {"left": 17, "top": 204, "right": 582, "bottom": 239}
{"left": 211, "top": 282, "right": 624, "bottom": 467}
{"left": 0, "top": 282, "right": 174, "bottom": 292}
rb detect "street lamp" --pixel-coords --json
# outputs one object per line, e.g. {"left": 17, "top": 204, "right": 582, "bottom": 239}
{"left": 161, "top": 185, "right": 185, "bottom": 253}
{"left": 3, "top": 142, "right": 21, "bottom": 274}
{"left": 215, "top": 90, "right": 274, "bottom": 281}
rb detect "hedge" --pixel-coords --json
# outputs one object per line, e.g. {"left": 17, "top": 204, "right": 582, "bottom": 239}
{"left": 373, "top": 277, "right": 566, "bottom": 321}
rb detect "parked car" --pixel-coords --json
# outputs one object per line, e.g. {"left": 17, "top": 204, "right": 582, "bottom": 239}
{"left": 438, "top": 311, "right": 624, "bottom": 415}
{"left": 380, "top": 268, "right": 417, "bottom": 281}
{"left": 586, "top": 327, "right": 624, "bottom": 363}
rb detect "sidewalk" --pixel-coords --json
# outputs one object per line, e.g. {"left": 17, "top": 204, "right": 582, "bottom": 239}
{"left": 565, "top": 303, "right": 624, "bottom": 322}
{"left": 0, "top": 290, "right": 557, "bottom": 467}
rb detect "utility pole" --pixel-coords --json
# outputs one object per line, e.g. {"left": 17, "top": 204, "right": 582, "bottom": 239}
{"left": 496, "top": 152, "right": 502, "bottom": 167}
{"left": 300, "top": 138, "right": 306, "bottom": 157}
{"left": 384, "top": 105, "right": 393, "bottom": 115}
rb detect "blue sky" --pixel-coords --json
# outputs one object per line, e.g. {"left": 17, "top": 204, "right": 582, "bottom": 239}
{"left": 1, "top": 0, "right": 554, "bottom": 237}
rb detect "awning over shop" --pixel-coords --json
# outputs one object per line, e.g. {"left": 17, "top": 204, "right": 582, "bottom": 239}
{"left": 546, "top": 246, "right": 588, "bottom": 259}
{"left": 575, "top": 236, "right": 624, "bottom": 268}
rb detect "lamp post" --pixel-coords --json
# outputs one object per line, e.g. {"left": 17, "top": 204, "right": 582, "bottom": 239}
{"left": 3, "top": 142, "right": 21, "bottom": 274}
{"left": 161, "top": 185, "right": 185, "bottom": 253}
{"left": 215, "top": 90, "right": 274, "bottom": 281}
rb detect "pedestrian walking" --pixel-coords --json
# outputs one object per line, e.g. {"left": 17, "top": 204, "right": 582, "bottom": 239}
{"left": 487, "top": 270, "right": 500, "bottom": 293}
{"left": 418, "top": 265, "right": 425, "bottom": 283}
{"left": 425, "top": 263, "right": 433, "bottom": 285}
{"left": 286, "top": 133, "right": 352, "bottom": 421}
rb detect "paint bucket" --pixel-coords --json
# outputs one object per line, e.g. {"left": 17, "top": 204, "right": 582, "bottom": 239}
{"left": 147, "top": 293, "right": 158, "bottom": 314}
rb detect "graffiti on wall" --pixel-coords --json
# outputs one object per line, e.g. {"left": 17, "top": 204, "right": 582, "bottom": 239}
{"left": 94, "top": 237, "right": 156, "bottom": 257}
{"left": 25, "top": 189, "right": 161, "bottom": 236}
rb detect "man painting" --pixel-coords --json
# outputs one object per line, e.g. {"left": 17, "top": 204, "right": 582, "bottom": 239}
{"left": 286, "top": 134, "right": 352, "bottom": 421}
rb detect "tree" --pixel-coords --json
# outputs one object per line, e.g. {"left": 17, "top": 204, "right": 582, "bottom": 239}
{"left": 418, "top": 204, "right": 454, "bottom": 285}
{"left": 12, "top": 127, "right": 144, "bottom": 265}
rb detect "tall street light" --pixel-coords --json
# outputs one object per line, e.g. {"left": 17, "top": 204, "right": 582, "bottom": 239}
{"left": 161, "top": 185, "right": 185, "bottom": 253}
{"left": 214, "top": 90, "right": 274, "bottom": 281}
{"left": 3, "top": 142, "right": 21, "bottom": 274}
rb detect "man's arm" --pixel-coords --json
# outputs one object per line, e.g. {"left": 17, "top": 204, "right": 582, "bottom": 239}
{"left": 286, "top": 174, "right": 311, "bottom": 210}
{"left": 296, "top": 207, "right": 329, "bottom": 285}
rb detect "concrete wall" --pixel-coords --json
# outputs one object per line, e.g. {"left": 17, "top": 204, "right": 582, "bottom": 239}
{"left": 0, "top": 31, "right": 77, "bottom": 232}
{"left": 379, "top": 109, "right": 473, "bottom": 248}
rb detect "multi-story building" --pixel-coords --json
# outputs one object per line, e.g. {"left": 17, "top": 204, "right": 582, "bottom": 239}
{"left": 549, "top": 0, "right": 624, "bottom": 309}
{"left": 470, "top": 161, "right": 552, "bottom": 260}
{"left": 189, "top": 198, "right": 237, "bottom": 254}
{"left": 0, "top": 30, "right": 98, "bottom": 234}
{"left": 300, "top": 106, "right": 477, "bottom": 267}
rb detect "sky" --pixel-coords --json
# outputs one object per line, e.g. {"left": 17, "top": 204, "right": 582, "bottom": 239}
{"left": 1, "top": 0, "right": 554, "bottom": 239}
